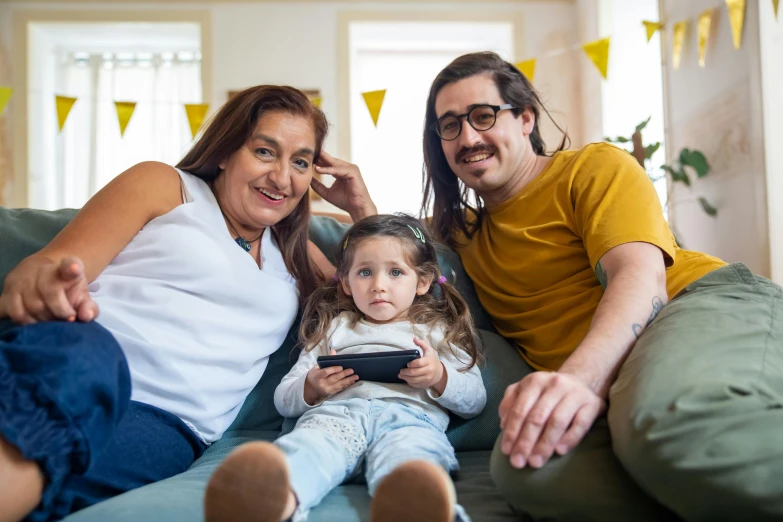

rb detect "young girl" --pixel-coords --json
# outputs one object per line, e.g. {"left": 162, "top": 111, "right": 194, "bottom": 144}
{"left": 204, "top": 214, "right": 486, "bottom": 522}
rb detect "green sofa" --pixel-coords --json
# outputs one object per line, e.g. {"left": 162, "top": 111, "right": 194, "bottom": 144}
{"left": 0, "top": 206, "right": 534, "bottom": 522}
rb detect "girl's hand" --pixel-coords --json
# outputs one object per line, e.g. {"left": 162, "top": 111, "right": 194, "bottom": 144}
{"left": 0, "top": 255, "right": 99, "bottom": 325}
{"left": 311, "top": 151, "right": 377, "bottom": 222}
{"left": 399, "top": 338, "right": 447, "bottom": 394}
{"left": 303, "top": 349, "right": 359, "bottom": 405}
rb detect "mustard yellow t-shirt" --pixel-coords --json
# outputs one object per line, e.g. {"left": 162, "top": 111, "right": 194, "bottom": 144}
{"left": 457, "top": 143, "right": 726, "bottom": 371}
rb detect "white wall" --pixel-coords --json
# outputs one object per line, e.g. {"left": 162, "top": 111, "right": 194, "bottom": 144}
{"left": 759, "top": 2, "right": 783, "bottom": 284}
{"left": 209, "top": 2, "right": 581, "bottom": 157}
{"left": 0, "top": 1, "right": 580, "bottom": 209}
{"left": 661, "top": 0, "right": 769, "bottom": 276}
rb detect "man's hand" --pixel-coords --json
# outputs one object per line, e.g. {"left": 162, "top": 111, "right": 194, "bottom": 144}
{"left": 498, "top": 371, "right": 606, "bottom": 469}
{"left": 303, "top": 349, "right": 359, "bottom": 405}
{"left": 399, "top": 338, "right": 447, "bottom": 394}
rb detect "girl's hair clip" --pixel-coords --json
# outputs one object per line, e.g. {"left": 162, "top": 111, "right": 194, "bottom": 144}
{"left": 332, "top": 274, "right": 340, "bottom": 282}
{"left": 343, "top": 236, "right": 349, "bottom": 250}
{"left": 437, "top": 276, "right": 447, "bottom": 285}
{"left": 407, "top": 224, "right": 426, "bottom": 244}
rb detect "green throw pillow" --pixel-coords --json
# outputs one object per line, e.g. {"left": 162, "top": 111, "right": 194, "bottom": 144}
{"left": 0, "top": 206, "right": 78, "bottom": 283}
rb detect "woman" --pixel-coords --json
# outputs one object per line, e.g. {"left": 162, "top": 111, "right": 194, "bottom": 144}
{"left": 0, "top": 85, "right": 355, "bottom": 522}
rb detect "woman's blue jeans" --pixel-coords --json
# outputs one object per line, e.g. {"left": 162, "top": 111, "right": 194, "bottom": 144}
{"left": 0, "top": 320, "right": 206, "bottom": 521}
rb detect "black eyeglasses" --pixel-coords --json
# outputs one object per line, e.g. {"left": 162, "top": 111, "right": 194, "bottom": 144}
{"left": 431, "top": 104, "right": 517, "bottom": 141}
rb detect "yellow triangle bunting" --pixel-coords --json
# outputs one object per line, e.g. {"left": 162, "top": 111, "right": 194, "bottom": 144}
{"left": 114, "top": 101, "right": 137, "bottom": 137}
{"left": 361, "top": 89, "right": 386, "bottom": 127}
{"left": 184, "top": 103, "right": 209, "bottom": 139}
{"left": 672, "top": 21, "right": 688, "bottom": 70}
{"left": 582, "top": 37, "right": 611, "bottom": 79}
{"left": 310, "top": 96, "right": 322, "bottom": 109}
{"left": 55, "top": 95, "right": 78, "bottom": 132}
{"left": 698, "top": 10, "right": 713, "bottom": 68}
{"left": 514, "top": 59, "right": 536, "bottom": 83}
{"left": 0, "top": 87, "right": 11, "bottom": 117}
{"left": 642, "top": 21, "right": 664, "bottom": 42}
{"left": 774, "top": 0, "right": 780, "bottom": 20}
{"left": 726, "top": 0, "right": 746, "bottom": 50}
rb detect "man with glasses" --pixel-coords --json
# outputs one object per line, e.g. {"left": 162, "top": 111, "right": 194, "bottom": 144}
{"left": 326, "top": 51, "right": 783, "bottom": 522}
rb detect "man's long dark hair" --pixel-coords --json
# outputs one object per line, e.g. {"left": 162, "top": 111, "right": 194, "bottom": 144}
{"left": 420, "top": 52, "right": 568, "bottom": 248}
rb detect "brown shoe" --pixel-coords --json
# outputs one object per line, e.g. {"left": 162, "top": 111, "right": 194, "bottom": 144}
{"left": 371, "top": 460, "right": 456, "bottom": 522}
{"left": 204, "top": 441, "right": 292, "bottom": 522}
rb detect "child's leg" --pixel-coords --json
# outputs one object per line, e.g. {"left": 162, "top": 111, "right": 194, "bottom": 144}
{"left": 277, "top": 406, "right": 368, "bottom": 516}
{"left": 364, "top": 416, "right": 457, "bottom": 495}
{"left": 364, "top": 403, "right": 464, "bottom": 522}
{"left": 206, "top": 403, "right": 368, "bottom": 522}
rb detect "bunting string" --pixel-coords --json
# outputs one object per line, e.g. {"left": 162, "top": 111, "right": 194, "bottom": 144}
{"left": 1, "top": 0, "right": 778, "bottom": 131}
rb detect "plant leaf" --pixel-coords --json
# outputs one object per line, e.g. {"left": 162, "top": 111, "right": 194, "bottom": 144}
{"left": 683, "top": 150, "right": 710, "bottom": 177}
{"left": 644, "top": 142, "right": 661, "bottom": 159}
{"left": 660, "top": 165, "right": 677, "bottom": 176}
{"left": 679, "top": 148, "right": 691, "bottom": 165}
{"left": 614, "top": 136, "right": 629, "bottom": 143}
{"left": 663, "top": 165, "right": 691, "bottom": 186}
{"left": 635, "top": 116, "right": 652, "bottom": 133}
{"left": 698, "top": 197, "right": 717, "bottom": 216}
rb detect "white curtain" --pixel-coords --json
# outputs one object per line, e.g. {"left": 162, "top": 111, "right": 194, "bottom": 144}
{"left": 55, "top": 52, "right": 201, "bottom": 209}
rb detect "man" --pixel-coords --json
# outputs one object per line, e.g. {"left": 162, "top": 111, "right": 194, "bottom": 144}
{"left": 317, "top": 51, "right": 783, "bottom": 521}
{"left": 413, "top": 51, "right": 781, "bottom": 522}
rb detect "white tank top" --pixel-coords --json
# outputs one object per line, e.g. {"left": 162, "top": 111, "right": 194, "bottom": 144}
{"left": 89, "top": 169, "right": 299, "bottom": 443}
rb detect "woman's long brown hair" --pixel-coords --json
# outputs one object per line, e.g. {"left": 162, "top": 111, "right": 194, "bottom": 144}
{"left": 177, "top": 85, "right": 328, "bottom": 301}
{"left": 300, "top": 214, "right": 483, "bottom": 370}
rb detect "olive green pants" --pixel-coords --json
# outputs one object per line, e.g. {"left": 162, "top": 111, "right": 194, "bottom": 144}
{"left": 490, "top": 263, "right": 783, "bottom": 521}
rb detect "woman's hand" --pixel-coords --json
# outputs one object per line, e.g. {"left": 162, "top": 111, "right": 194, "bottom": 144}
{"left": 399, "top": 338, "right": 447, "bottom": 394}
{"left": 303, "top": 349, "right": 359, "bottom": 405}
{"left": 311, "top": 151, "right": 377, "bottom": 222}
{"left": 498, "top": 371, "right": 605, "bottom": 469}
{"left": 0, "top": 256, "right": 99, "bottom": 325}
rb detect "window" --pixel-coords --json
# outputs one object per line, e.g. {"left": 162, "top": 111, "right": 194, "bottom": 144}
{"left": 599, "top": 0, "right": 667, "bottom": 212}
{"left": 28, "top": 22, "right": 202, "bottom": 209}
{"left": 349, "top": 21, "right": 514, "bottom": 216}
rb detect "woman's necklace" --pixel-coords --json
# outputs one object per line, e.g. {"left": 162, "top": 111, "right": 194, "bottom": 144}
{"left": 223, "top": 214, "right": 263, "bottom": 252}
{"left": 211, "top": 184, "right": 263, "bottom": 252}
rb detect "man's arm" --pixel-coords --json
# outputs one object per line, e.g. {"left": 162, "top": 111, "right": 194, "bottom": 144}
{"left": 498, "top": 241, "right": 668, "bottom": 469}
{"left": 559, "top": 241, "right": 668, "bottom": 397}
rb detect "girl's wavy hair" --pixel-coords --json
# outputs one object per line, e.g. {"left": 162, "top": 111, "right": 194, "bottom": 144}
{"left": 421, "top": 51, "right": 569, "bottom": 249}
{"left": 176, "top": 85, "right": 328, "bottom": 302}
{"left": 300, "top": 214, "right": 483, "bottom": 370}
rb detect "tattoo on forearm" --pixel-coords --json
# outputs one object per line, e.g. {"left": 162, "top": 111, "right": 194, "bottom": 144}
{"left": 595, "top": 262, "right": 608, "bottom": 289}
{"left": 632, "top": 296, "right": 665, "bottom": 338}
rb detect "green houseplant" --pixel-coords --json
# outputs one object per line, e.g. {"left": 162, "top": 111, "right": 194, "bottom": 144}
{"left": 605, "top": 116, "right": 717, "bottom": 218}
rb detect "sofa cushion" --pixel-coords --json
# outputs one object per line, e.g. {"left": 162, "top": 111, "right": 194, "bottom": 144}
{"left": 62, "top": 445, "right": 518, "bottom": 522}
{"left": 0, "top": 206, "right": 78, "bottom": 283}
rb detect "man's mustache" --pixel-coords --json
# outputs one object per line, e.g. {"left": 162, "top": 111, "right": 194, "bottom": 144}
{"left": 456, "top": 144, "right": 497, "bottom": 163}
